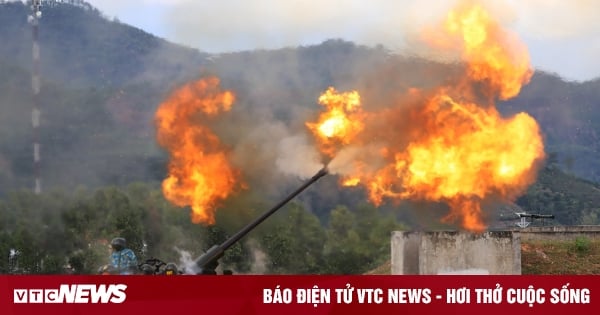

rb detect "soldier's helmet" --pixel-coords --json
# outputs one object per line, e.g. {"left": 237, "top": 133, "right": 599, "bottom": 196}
{"left": 164, "top": 262, "right": 178, "bottom": 275}
{"left": 110, "top": 237, "right": 126, "bottom": 251}
{"left": 140, "top": 263, "right": 156, "bottom": 275}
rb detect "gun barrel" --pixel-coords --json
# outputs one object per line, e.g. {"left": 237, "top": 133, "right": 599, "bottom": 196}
{"left": 518, "top": 213, "right": 554, "bottom": 219}
{"left": 194, "top": 166, "right": 329, "bottom": 273}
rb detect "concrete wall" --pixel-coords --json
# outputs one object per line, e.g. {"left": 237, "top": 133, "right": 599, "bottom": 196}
{"left": 519, "top": 226, "right": 600, "bottom": 241}
{"left": 391, "top": 231, "right": 521, "bottom": 275}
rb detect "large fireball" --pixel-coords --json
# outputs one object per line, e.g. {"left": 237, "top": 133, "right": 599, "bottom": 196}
{"left": 306, "top": 87, "right": 366, "bottom": 158}
{"left": 155, "top": 77, "right": 241, "bottom": 225}
{"left": 307, "top": 2, "right": 545, "bottom": 232}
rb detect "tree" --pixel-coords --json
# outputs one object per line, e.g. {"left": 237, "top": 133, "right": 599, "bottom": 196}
{"left": 256, "top": 203, "right": 326, "bottom": 274}
{"left": 322, "top": 206, "right": 363, "bottom": 274}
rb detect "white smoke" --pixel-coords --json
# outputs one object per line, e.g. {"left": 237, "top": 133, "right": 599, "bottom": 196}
{"left": 174, "top": 247, "right": 199, "bottom": 275}
{"left": 246, "top": 239, "right": 268, "bottom": 275}
{"left": 173, "top": 241, "right": 270, "bottom": 275}
{"left": 328, "top": 144, "right": 387, "bottom": 175}
{"left": 275, "top": 134, "right": 323, "bottom": 179}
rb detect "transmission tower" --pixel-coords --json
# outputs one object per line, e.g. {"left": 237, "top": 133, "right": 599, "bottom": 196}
{"left": 28, "top": 0, "right": 42, "bottom": 194}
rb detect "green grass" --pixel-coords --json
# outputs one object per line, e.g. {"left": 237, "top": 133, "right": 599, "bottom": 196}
{"left": 521, "top": 238, "right": 600, "bottom": 274}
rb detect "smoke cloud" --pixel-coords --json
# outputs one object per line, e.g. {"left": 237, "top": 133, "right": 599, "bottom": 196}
{"left": 86, "top": 0, "right": 600, "bottom": 80}
{"left": 153, "top": 0, "right": 600, "bottom": 53}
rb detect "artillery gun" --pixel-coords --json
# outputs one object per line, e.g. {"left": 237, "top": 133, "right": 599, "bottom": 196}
{"left": 137, "top": 167, "right": 329, "bottom": 275}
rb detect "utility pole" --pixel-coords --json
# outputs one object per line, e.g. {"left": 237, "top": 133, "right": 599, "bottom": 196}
{"left": 28, "top": 0, "right": 42, "bottom": 194}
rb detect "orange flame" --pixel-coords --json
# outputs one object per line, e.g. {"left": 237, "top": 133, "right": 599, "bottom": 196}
{"left": 155, "top": 77, "right": 240, "bottom": 225}
{"left": 306, "top": 87, "right": 366, "bottom": 158}
{"left": 427, "top": 2, "right": 533, "bottom": 99}
{"left": 342, "top": 177, "right": 361, "bottom": 186}
{"left": 309, "top": 2, "right": 545, "bottom": 232}
{"left": 391, "top": 94, "right": 542, "bottom": 231}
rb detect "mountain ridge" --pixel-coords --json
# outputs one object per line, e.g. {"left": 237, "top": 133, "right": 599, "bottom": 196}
{"left": 0, "top": 0, "right": 599, "bottom": 226}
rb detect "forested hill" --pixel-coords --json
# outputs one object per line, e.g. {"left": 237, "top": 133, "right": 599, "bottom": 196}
{"left": 501, "top": 72, "right": 600, "bottom": 183}
{"left": 1, "top": 0, "right": 600, "bottom": 275}
{"left": 0, "top": 0, "right": 207, "bottom": 87}
{"left": 0, "top": 0, "right": 208, "bottom": 190}
{"left": 1, "top": 1, "right": 599, "bottom": 224}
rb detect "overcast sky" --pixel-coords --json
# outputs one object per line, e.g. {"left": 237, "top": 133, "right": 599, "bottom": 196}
{"left": 84, "top": 0, "right": 600, "bottom": 82}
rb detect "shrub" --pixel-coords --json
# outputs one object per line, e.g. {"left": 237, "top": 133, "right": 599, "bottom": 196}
{"left": 574, "top": 236, "right": 591, "bottom": 253}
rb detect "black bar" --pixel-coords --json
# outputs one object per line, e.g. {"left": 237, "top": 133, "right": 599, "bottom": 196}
{"left": 518, "top": 213, "right": 554, "bottom": 219}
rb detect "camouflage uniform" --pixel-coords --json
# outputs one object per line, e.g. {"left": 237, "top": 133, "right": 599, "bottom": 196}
{"left": 110, "top": 248, "right": 138, "bottom": 275}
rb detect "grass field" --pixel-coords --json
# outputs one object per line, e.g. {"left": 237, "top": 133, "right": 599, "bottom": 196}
{"left": 521, "top": 238, "right": 600, "bottom": 274}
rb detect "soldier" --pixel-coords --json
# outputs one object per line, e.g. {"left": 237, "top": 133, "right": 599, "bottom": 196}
{"left": 109, "top": 237, "right": 138, "bottom": 275}
{"left": 139, "top": 263, "right": 156, "bottom": 275}
{"left": 162, "top": 262, "right": 179, "bottom": 275}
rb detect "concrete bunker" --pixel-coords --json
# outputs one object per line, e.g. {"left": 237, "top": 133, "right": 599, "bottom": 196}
{"left": 391, "top": 231, "right": 521, "bottom": 275}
